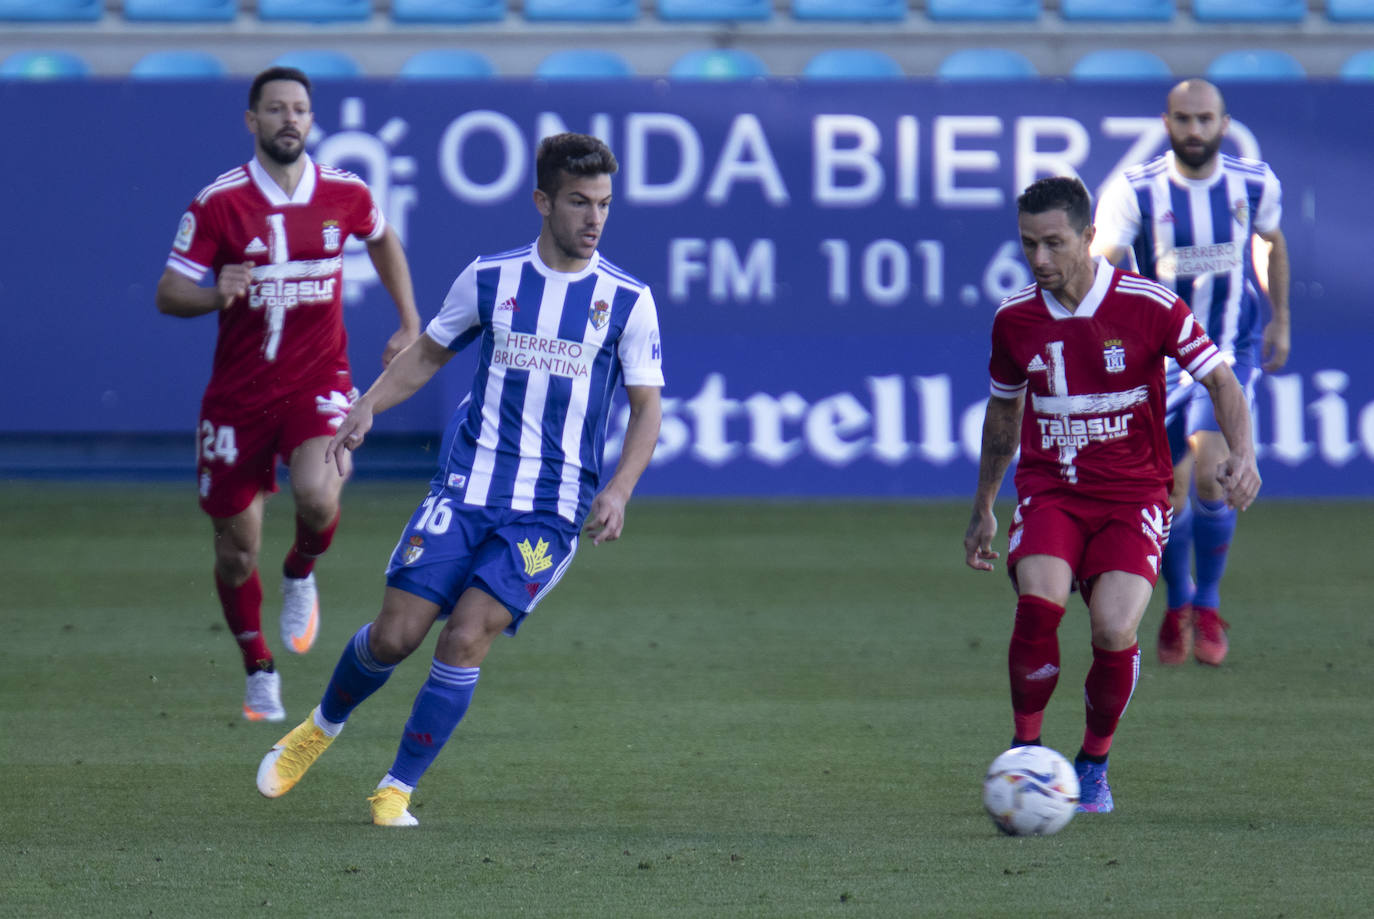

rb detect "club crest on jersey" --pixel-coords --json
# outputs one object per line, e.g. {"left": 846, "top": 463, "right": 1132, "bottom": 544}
{"left": 1103, "top": 340, "right": 1126, "bottom": 374}
{"left": 1231, "top": 198, "right": 1250, "bottom": 227}
{"left": 402, "top": 534, "right": 425, "bottom": 565}
{"left": 518, "top": 537, "right": 554, "bottom": 577}
{"left": 589, "top": 299, "right": 611, "bottom": 331}
{"left": 322, "top": 220, "right": 342, "bottom": 252}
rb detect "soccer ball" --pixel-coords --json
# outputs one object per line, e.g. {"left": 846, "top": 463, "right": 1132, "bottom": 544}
{"left": 981, "top": 745, "right": 1080, "bottom": 836}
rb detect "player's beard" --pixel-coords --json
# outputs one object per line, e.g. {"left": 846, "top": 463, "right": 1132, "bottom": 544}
{"left": 1171, "top": 133, "right": 1222, "bottom": 170}
{"left": 259, "top": 132, "right": 304, "bottom": 166}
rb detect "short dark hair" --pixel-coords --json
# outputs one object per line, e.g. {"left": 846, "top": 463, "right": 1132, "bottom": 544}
{"left": 535, "top": 133, "right": 619, "bottom": 197}
{"left": 248, "top": 66, "right": 312, "bottom": 111}
{"left": 1016, "top": 176, "right": 1092, "bottom": 233}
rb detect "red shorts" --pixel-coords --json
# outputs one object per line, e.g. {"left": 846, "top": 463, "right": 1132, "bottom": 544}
{"left": 196, "top": 374, "right": 356, "bottom": 519}
{"left": 1006, "top": 490, "right": 1171, "bottom": 591}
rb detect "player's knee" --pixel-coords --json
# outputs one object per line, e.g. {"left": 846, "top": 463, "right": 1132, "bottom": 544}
{"left": 1090, "top": 622, "right": 1137, "bottom": 651}
{"left": 213, "top": 545, "right": 257, "bottom": 584}
{"left": 436, "top": 621, "right": 499, "bottom": 669}
{"left": 367, "top": 621, "right": 421, "bottom": 666}
{"left": 293, "top": 490, "right": 340, "bottom": 530}
{"left": 1193, "top": 475, "right": 1225, "bottom": 503}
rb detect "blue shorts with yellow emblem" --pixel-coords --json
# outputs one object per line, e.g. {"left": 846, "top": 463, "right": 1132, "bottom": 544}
{"left": 385, "top": 493, "right": 580, "bottom": 635}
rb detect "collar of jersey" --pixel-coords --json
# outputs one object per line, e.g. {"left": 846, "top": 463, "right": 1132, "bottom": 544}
{"left": 1041, "top": 257, "right": 1114, "bottom": 320}
{"left": 1165, "top": 150, "right": 1224, "bottom": 190}
{"left": 248, "top": 152, "right": 317, "bottom": 206}
{"left": 529, "top": 240, "right": 601, "bottom": 281}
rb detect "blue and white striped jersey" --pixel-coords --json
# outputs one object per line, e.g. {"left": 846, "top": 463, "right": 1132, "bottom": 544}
{"left": 1095, "top": 150, "right": 1282, "bottom": 369}
{"left": 424, "top": 241, "right": 664, "bottom": 527}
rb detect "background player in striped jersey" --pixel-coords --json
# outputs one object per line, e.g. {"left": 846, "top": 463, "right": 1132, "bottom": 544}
{"left": 156, "top": 67, "right": 421, "bottom": 722}
{"left": 1092, "top": 80, "right": 1290, "bottom": 667}
{"left": 965, "top": 177, "right": 1260, "bottom": 812}
{"left": 255, "top": 133, "right": 664, "bottom": 827}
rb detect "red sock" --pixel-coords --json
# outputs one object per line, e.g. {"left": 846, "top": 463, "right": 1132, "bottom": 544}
{"left": 1082, "top": 643, "right": 1141, "bottom": 757}
{"left": 215, "top": 570, "right": 271, "bottom": 674}
{"left": 283, "top": 511, "right": 339, "bottom": 579}
{"left": 1008, "top": 595, "right": 1066, "bottom": 743}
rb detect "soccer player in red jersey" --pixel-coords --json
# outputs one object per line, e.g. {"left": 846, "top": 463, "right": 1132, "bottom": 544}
{"left": 155, "top": 67, "right": 421, "bottom": 722}
{"left": 963, "top": 177, "right": 1260, "bottom": 812}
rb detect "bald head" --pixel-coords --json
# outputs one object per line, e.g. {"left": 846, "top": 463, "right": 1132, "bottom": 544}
{"left": 1164, "top": 79, "right": 1230, "bottom": 176}
{"left": 1167, "top": 79, "right": 1227, "bottom": 119}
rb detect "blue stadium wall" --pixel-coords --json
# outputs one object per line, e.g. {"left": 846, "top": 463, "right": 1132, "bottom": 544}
{"left": 4, "top": 79, "right": 1371, "bottom": 496}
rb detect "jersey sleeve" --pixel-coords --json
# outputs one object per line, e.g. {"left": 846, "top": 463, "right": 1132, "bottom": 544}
{"left": 987, "top": 311, "right": 1026, "bottom": 400}
{"left": 165, "top": 197, "right": 219, "bottom": 283}
{"left": 1092, "top": 173, "right": 1142, "bottom": 252}
{"left": 425, "top": 259, "right": 482, "bottom": 352}
{"left": 349, "top": 183, "right": 386, "bottom": 243}
{"left": 1166, "top": 298, "right": 1224, "bottom": 381}
{"left": 1252, "top": 165, "right": 1283, "bottom": 236}
{"left": 617, "top": 287, "right": 665, "bottom": 388}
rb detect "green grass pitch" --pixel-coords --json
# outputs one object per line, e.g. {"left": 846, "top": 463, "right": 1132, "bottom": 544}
{"left": 2, "top": 482, "right": 1371, "bottom": 917}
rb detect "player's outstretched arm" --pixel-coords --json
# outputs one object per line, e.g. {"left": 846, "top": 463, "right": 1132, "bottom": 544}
{"left": 965, "top": 395, "right": 1023, "bottom": 571}
{"left": 1199, "top": 363, "right": 1262, "bottom": 512}
{"left": 1253, "top": 227, "right": 1291, "bottom": 372}
{"left": 584, "top": 385, "right": 662, "bottom": 547}
{"left": 326, "top": 334, "right": 454, "bottom": 475}
{"left": 155, "top": 265, "right": 252, "bottom": 317}
{"left": 365, "top": 226, "right": 422, "bottom": 366}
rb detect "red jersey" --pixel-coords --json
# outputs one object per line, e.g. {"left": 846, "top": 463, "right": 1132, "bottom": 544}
{"left": 165, "top": 154, "right": 385, "bottom": 414}
{"left": 988, "top": 259, "right": 1223, "bottom": 502}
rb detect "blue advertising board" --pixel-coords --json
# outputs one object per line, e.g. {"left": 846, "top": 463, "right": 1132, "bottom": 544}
{"left": 2, "top": 79, "right": 1370, "bottom": 495}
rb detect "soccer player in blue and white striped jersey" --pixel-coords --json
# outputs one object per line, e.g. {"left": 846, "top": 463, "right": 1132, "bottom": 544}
{"left": 1093, "top": 80, "right": 1290, "bottom": 668}
{"left": 256, "top": 133, "right": 665, "bottom": 827}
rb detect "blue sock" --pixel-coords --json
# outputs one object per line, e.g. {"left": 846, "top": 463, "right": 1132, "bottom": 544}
{"left": 1162, "top": 499, "right": 1195, "bottom": 610}
{"left": 319, "top": 624, "right": 396, "bottom": 725}
{"left": 1191, "top": 496, "right": 1236, "bottom": 609}
{"left": 386, "top": 660, "right": 480, "bottom": 788}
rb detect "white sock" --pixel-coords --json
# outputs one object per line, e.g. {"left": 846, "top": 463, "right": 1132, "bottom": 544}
{"left": 312, "top": 706, "right": 345, "bottom": 737}
{"left": 377, "top": 773, "right": 414, "bottom": 794}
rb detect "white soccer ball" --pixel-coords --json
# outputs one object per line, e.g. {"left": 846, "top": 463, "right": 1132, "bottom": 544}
{"left": 982, "top": 745, "right": 1080, "bottom": 836}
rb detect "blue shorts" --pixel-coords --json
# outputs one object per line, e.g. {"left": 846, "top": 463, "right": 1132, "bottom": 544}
{"left": 1165, "top": 363, "right": 1259, "bottom": 464}
{"left": 385, "top": 492, "right": 580, "bottom": 635}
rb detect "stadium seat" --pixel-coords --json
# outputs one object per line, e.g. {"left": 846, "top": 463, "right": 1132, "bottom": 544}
{"left": 1328, "top": 0, "right": 1374, "bottom": 21}
{"left": 1071, "top": 49, "right": 1172, "bottom": 80}
{"left": 534, "top": 50, "right": 634, "bottom": 78}
{"left": 669, "top": 49, "right": 769, "bottom": 79}
{"left": 130, "top": 50, "right": 228, "bottom": 78}
{"left": 926, "top": 0, "right": 1042, "bottom": 21}
{"left": 657, "top": 0, "right": 772, "bottom": 20}
{"left": 399, "top": 49, "right": 496, "bottom": 78}
{"left": 1193, "top": 0, "right": 1306, "bottom": 22}
{"left": 802, "top": 50, "right": 904, "bottom": 80}
{"left": 0, "top": 0, "right": 100, "bottom": 21}
{"left": 792, "top": 0, "right": 907, "bottom": 20}
{"left": 271, "top": 50, "right": 363, "bottom": 78}
{"left": 257, "top": 0, "right": 371, "bottom": 22}
{"left": 937, "top": 48, "right": 1037, "bottom": 79}
{"left": 1059, "top": 0, "right": 1174, "bottom": 21}
{"left": 0, "top": 51, "right": 91, "bottom": 78}
{"left": 1206, "top": 50, "right": 1305, "bottom": 81}
{"left": 392, "top": 0, "right": 504, "bottom": 22}
{"left": 1340, "top": 49, "right": 1374, "bottom": 78}
{"left": 123, "top": 0, "right": 237, "bottom": 21}
{"left": 523, "top": 0, "right": 638, "bottom": 20}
